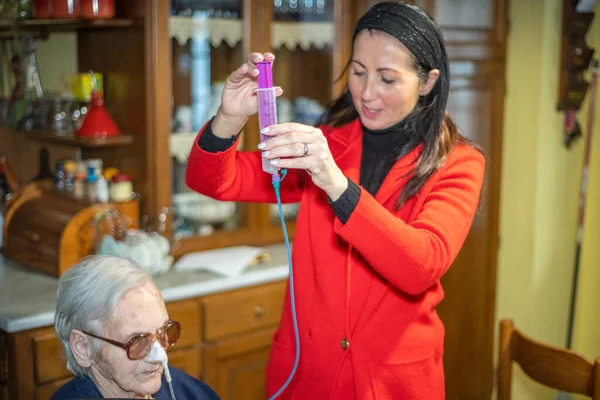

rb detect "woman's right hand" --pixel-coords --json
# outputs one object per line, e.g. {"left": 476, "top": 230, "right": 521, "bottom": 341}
{"left": 212, "top": 52, "right": 283, "bottom": 138}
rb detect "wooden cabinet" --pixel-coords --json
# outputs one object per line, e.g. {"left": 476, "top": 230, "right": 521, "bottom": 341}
{"left": 201, "top": 282, "right": 286, "bottom": 400}
{"left": 204, "top": 327, "right": 276, "bottom": 400}
{"left": 162, "top": 0, "right": 354, "bottom": 254}
{"left": 0, "top": 280, "right": 286, "bottom": 400}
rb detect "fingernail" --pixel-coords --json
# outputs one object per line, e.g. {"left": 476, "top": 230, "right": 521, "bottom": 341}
{"left": 260, "top": 127, "right": 269, "bottom": 134}
{"left": 258, "top": 142, "right": 266, "bottom": 149}
{"left": 270, "top": 159, "right": 279, "bottom": 165}
{"left": 261, "top": 151, "right": 270, "bottom": 157}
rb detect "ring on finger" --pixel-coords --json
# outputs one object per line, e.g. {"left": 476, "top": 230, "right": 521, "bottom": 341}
{"left": 302, "top": 143, "right": 309, "bottom": 157}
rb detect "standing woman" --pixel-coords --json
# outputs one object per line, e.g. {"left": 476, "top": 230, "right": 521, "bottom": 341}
{"left": 185, "top": 2, "right": 485, "bottom": 399}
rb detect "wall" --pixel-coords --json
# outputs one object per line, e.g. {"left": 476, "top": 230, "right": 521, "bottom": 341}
{"left": 571, "top": 0, "right": 600, "bottom": 373}
{"left": 496, "top": 0, "right": 600, "bottom": 398}
{"left": 36, "top": 33, "right": 78, "bottom": 93}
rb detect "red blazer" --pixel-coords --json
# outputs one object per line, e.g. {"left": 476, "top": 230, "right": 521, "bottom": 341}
{"left": 186, "top": 119, "right": 485, "bottom": 400}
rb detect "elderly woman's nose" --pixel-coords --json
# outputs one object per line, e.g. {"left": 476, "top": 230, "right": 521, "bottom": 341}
{"left": 146, "top": 341, "right": 168, "bottom": 364}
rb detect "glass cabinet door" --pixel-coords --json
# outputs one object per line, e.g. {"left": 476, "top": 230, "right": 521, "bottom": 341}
{"left": 269, "top": 0, "right": 335, "bottom": 224}
{"left": 168, "top": 0, "right": 245, "bottom": 239}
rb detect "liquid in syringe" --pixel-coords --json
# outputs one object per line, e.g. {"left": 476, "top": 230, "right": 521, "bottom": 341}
{"left": 255, "top": 61, "right": 280, "bottom": 174}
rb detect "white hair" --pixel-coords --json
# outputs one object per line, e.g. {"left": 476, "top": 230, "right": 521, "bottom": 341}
{"left": 54, "top": 255, "right": 154, "bottom": 375}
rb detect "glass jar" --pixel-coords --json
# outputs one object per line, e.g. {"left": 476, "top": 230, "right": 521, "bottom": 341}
{"left": 80, "top": 0, "right": 114, "bottom": 19}
{"left": 47, "top": 95, "right": 73, "bottom": 135}
{"left": 33, "top": 0, "right": 52, "bottom": 19}
{"left": 110, "top": 174, "right": 133, "bottom": 202}
{"left": 51, "top": 0, "right": 79, "bottom": 19}
{"left": 17, "top": 0, "right": 32, "bottom": 19}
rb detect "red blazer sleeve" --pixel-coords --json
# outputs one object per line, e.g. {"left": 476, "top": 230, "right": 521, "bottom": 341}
{"left": 185, "top": 121, "right": 305, "bottom": 203}
{"left": 334, "top": 147, "right": 485, "bottom": 295}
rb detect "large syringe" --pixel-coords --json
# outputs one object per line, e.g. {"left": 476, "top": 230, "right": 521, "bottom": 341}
{"left": 255, "top": 61, "right": 280, "bottom": 174}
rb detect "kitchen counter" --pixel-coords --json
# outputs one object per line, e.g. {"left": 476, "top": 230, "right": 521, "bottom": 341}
{"left": 0, "top": 243, "right": 290, "bottom": 333}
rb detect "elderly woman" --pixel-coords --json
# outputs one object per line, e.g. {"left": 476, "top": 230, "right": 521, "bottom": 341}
{"left": 50, "top": 255, "right": 220, "bottom": 400}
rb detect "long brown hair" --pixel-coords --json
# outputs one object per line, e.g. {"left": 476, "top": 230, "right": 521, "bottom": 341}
{"left": 317, "top": 3, "right": 482, "bottom": 209}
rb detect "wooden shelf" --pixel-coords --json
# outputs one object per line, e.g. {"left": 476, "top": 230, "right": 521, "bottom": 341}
{"left": 0, "top": 18, "right": 139, "bottom": 33}
{"left": 0, "top": 128, "right": 135, "bottom": 147}
{"left": 26, "top": 131, "right": 135, "bottom": 147}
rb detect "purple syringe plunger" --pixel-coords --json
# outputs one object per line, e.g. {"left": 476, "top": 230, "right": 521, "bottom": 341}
{"left": 256, "top": 61, "right": 274, "bottom": 89}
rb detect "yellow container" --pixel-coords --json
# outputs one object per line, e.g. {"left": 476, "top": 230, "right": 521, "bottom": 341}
{"left": 72, "top": 73, "right": 104, "bottom": 102}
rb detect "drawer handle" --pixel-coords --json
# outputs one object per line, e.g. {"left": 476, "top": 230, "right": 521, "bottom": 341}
{"left": 28, "top": 232, "right": 41, "bottom": 242}
{"left": 252, "top": 306, "right": 266, "bottom": 318}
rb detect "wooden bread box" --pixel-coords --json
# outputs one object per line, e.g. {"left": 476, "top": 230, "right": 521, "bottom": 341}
{"left": 2, "top": 184, "right": 140, "bottom": 277}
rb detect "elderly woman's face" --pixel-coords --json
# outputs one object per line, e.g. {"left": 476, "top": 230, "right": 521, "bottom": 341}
{"left": 92, "top": 282, "right": 169, "bottom": 397}
{"left": 349, "top": 30, "right": 427, "bottom": 131}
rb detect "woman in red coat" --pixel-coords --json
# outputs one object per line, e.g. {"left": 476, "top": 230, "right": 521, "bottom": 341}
{"left": 186, "top": 2, "right": 485, "bottom": 399}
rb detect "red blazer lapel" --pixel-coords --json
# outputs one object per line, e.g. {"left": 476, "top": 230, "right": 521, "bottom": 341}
{"left": 326, "top": 119, "right": 362, "bottom": 183}
{"left": 374, "top": 144, "right": 421, "bottom": 206}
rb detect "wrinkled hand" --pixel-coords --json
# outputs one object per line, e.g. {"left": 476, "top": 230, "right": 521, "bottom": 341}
{"left": 214, "top": 53, "right": 283, "bottom": 135}
{"left": 259, "top": 123, "right": 348, "bottom": 201}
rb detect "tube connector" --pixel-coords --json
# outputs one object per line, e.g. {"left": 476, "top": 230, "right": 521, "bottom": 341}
{"left": 271, "top": 169, "right": 288, "bottom": 193}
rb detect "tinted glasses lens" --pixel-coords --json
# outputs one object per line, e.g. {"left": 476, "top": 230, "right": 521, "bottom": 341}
{"left": 128, "top": 334, "right": 153, "bottom": 360}
{"left": 165, "top": 321, "right": 181, "bottom": 347}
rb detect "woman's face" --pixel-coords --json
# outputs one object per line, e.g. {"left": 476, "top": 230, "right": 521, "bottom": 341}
{"left": 90, "top": 282, "right": 169, "bottom": 397}
{"left": 349, "top": 30, "right": 428, "bottom": 130}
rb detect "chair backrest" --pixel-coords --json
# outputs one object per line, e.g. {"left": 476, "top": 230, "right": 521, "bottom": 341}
{"left": 497, "top": 318, "right": 600, "bottom": 399}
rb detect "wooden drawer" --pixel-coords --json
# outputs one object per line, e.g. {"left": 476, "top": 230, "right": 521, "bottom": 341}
{"left": 167, "top": 346, "right": 202, "bottom": 379}
{"left": 33, "top": 332, "right": 71, "bottom": 385}
{"left": 202, "top": 281, "right": 286, "bottom": 341}
{"left": 166, "top": 299, "right": 201, "bottom": 348}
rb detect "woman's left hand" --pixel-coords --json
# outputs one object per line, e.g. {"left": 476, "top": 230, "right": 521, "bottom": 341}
{"left": 259, "top": 122, "right": 348, "bottom": 201}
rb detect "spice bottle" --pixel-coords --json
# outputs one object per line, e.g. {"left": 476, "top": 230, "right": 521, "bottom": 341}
{"left": 110, "top": 174, "right": 133, "bottom": 202}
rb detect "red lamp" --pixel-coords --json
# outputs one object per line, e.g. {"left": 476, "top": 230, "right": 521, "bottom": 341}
{"left": 76, "top": 74, "right": 120, "bottom": 138}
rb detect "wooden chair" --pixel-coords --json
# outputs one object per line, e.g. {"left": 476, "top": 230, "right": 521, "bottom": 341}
{"left": 497, "top": 318, "right": 600, "bottom": 399}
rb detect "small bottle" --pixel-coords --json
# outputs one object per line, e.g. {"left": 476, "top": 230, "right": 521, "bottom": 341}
{"left": 55, "top": 160, "right": 65, "bottom": 193}
{"left": 86, "top": 166, "right": 97, "bottom": 202}
{"left": 73, "top": 172, "right": 86, "bottom": 200}
{"left": 63, "top": 159, "right": 76, "bottom": 195}
{"left": 110, "top": 174, "right": 133, "bottom": 202}
{"left": 87, "top": 158, "right": 103, "bottom": 173}
{"left": 96, "top": 175, "right": 109, "bottom": 203}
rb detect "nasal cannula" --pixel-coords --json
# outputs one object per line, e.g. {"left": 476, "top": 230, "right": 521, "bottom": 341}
{"left": 147, "top": 341, "right": 177, "bottom": 400}
{"left": 255, "top": 61, "right": 300, "bottom": 400}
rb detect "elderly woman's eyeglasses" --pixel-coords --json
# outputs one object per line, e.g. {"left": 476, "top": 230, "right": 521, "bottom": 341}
{"left": 82, "top": 320, "right": 181, "bottom": 360}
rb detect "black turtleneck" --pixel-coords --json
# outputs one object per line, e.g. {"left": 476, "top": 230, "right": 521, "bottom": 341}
{"left": 198, "top": 118, "right": 417, "bottom": 224}
{"left": 360, "top": 122, "right": 416, "bottom": 195}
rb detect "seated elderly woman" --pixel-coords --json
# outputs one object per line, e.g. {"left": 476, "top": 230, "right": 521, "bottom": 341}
{"left": 50, "top": 255, "right": 220, "bottom": 400}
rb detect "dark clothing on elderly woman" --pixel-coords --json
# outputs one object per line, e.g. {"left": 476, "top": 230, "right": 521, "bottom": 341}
{"left": 50, "top": 366, "right": 220, "bottom": 400}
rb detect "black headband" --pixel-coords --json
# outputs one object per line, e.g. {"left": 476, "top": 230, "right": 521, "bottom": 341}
{"left": 352, "top": 2, "right": 444, "bottom": 72}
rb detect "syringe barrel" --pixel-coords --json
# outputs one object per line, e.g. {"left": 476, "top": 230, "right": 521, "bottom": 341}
{"left": 255, "top": 61, "right": 279, "bottom": 174}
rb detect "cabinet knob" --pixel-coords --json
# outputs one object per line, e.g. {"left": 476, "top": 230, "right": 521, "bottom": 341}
{"left": 252, "top": 306, "right": 266, "bottom": 318}
{"left": 28, "top": 232, "right": 40, "bottom": 242}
